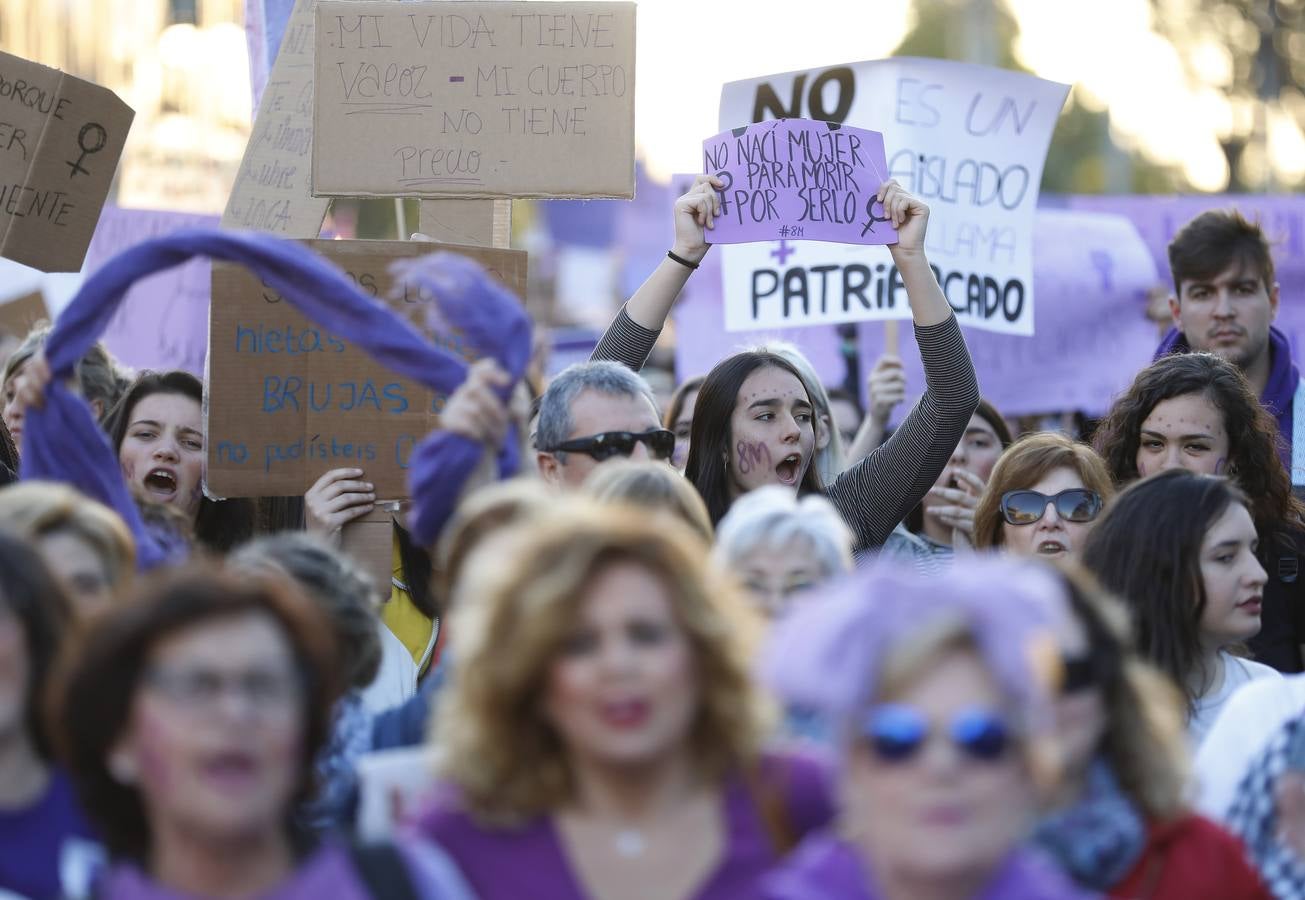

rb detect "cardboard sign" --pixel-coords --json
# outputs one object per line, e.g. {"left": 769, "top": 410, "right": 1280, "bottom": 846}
{"left": 205, "top": 238, "right": 527, "bottom": 498}
{"left": 0, "top": 289, "right": 49, "bottom": 338}
{"left": 718, "top": 58, "right": 1068, "bottom": 335}
{"left": 312, "top": 1, "right": 636, "bottom": 199}
{"left": 81, "top": 206, "right": 219, "bottom": 376}
{"left": 224, "top": 0, "right": 332, "bottom": 237}
{"left": 702, "top": 119, "right": 896, "bottom": 247}
{"left": 0, "top": 52, "right": 134, "bottom": 272}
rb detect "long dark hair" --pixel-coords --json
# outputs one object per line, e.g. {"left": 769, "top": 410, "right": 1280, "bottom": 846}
{"left": 104, "top": 371, "right": 254, "bottom": 554}
{"left": 1080, "top": 469, "right": 1249, "bottom": 716}
{"left": 1094, "top": 352, "right": 1303, "bottom": 538}
{"left": 0, "top": 532, "right": 71, "bottom": 758}
{"left": 684, "top": 352, "right": 821, "bottom": 525}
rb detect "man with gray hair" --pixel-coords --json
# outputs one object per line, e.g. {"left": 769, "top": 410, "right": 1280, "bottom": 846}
{"left": 535, "top": 360, "right": 671, "bottom": 487}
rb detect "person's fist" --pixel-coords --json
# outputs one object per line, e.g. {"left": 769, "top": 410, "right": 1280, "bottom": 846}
{"left": 671, "top": 175, "right": 725, "bottom": 263}
{"left": 442, "top": 359, "right": 511, "bottom": 447}
{"left": 305, "top": 468, "right": 375, "bottom": 540}
{"left": 878, "top": 179, "right": 930, "bottom": 255}
{"left": 867, "top": 354, "right": 907, "bottom": 425}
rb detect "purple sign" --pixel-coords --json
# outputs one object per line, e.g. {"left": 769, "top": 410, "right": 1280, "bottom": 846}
{"left": 701, "top": 119, "right": 897, "bottom": 247}
{"left": 1063, "top": 194, "right": 1305, "bottom": 361}
{"left": 81, "top": 207, "right": 218, "bottom": 376}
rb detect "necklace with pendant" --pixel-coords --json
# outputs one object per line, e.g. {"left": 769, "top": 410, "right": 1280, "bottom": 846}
{"left": 613, "top": 828, "right": 646, "bottom": 858}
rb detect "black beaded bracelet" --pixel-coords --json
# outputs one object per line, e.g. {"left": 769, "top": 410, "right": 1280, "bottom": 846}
{"left": 667, "top": 249, "right": 700, "bottom": 270}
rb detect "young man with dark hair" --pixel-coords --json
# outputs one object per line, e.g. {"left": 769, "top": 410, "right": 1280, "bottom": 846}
{"left": 1158, "top": 209, "right": 1305, "bottom": 675}
{"left": 1158, "top": 209, "right": 1298, "bottom": 481}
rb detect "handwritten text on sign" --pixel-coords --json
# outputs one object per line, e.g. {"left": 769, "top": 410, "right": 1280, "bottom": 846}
{"left": 224, "top": 0, "right": 329, "bottom": 237}
{"left": 702, "top": 119, "right": 896, "bottom": 246}
{"left": 205, "top": 239, "right": 527, "bottom": 498}
{"left": 312, "top": 1, "right": 636, "bottom": 199}
{"left": 0, "top": 51, "right": 134, "bottom": 272}
{"left": 718, "top": 58, "right": 1068, "bottom": 335}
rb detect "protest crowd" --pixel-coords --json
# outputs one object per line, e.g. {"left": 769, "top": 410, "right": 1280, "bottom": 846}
{"left": 5, "top": 7, "right": 1305, "bottom": 900}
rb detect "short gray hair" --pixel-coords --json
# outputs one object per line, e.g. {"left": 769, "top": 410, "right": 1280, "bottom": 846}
{"left": 536, "top": 360, "right": 658, "bottom": 454}
{"left": 714, "top": 486, "right": 854, "bottom": 578}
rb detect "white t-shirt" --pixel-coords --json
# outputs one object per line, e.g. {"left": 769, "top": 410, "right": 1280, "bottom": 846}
{"left": 1195, "top": 672, "right": 1305, "bottom": 823}
{"left": 1188, "top": 652, "right": 1281, "bottom": 748}
{"left": 359, "top": 622, "right": 419, "bottom": 715}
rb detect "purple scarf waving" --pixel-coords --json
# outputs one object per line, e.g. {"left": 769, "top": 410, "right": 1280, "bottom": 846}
{"left": 19, "top": 228, "right": 529, "bottom": 567}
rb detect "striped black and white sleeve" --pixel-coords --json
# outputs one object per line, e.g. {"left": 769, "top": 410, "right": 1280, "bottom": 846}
{"left": 590, "top": 306, "right": 662, "bottom": 371}
{"left": 825, "top": 315, "right": 980, "bottom": 552}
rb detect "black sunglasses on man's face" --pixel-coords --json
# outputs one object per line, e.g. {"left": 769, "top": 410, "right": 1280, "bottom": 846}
{"left": 545, "top": 429, "right": 675, "bottom": 462}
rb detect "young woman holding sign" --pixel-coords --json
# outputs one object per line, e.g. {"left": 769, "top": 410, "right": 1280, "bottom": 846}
{"left": 594, "top": 176, "right": 978, "bottom": 550}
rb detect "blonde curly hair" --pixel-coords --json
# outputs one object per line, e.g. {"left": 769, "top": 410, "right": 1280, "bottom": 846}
{"left": 433, "top": 502, "right": 769, "bottom": 824}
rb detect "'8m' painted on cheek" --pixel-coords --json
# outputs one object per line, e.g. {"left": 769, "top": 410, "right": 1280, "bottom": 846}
{"left": 737, "top": 441, "right": 771, "bottom": 475}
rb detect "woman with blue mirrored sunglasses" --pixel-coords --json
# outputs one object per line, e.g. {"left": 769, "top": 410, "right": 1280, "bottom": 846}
{"left": 760, "top": 559, "right": 1095, "bottom": 900}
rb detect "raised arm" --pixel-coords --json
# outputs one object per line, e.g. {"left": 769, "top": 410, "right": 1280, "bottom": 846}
{"left": 825, "top": 182, "right": 980, "bottom": 551}
{"left": 591, "top": 176, "right": 722, "bottom": 370}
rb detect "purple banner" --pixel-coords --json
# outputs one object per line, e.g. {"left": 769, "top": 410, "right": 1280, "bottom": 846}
{"left": 81, "top": 207, "right": 219, "bottom": 376}
{"left": 858, "top": 208, "right": 1160, "bottom": 417}
{"left": 702, "top": 119, "right": 897, "bottom": 246}
{"left": 1063, "top": 194, "right": 1305, "bottom": 361}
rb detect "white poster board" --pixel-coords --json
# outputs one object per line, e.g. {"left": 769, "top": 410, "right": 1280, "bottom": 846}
{"left": 718, "top": 58, "right": 1069, "bottom": 335}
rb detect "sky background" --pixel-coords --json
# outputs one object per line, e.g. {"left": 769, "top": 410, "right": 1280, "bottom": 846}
{"left": 632, "top": 0, "right": 1305, "bottom": 191}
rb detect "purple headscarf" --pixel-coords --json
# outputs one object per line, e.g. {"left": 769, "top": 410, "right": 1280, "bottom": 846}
{"left": 19, "top": 229, "right": 529, "bottom": 567}
{"left": 761, "top": 556, "right": 1067, "bottom": 742}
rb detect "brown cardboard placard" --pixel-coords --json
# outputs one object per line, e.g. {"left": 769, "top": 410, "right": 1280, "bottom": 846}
{"left": 0, "top": 52, "right": 133, "bottom": 272}
{"left": 417, "top": 198, "right": 511, "bottom": 247}
{"left": 312, "top": 1, "right": 636, "bottom": 199}
{"left": 205, "top": 238, "right": 527, "bottom": 498}
{"left": 0, "top": 289, "right": 49, "bottom": 337}
{"left": 222, "top": 0, "right": 335, "bottom": 237}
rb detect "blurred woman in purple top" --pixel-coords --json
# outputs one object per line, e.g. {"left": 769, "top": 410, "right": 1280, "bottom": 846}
{"left": 413, "top": 502, "right": 835, "bottom": 900}
{"left": 760, "top": 558, "right": 1096, "bottom": 900}
{"left": 46, "top": 566, "right": 472, "bottom": 900}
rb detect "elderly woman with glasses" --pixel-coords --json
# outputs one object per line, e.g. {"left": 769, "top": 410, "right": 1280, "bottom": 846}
{"left": 760, "top": 558, "right": 1095, "bottom": 900}
{"left": 46, "top": 566, "right": 473, "bottom": 900}
{"left": 972, "top": 433, "right": 1114, "bottom": 562}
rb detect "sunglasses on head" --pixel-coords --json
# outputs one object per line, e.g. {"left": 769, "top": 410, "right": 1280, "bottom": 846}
{"left": 1000, "top": 488, "right": 1102, "bottom": 527}
{"left": 547, "top": 428, "right": 676, "bottom": 462}
{"left": 862, "top": 704, "right": 1012, "bottom": 764}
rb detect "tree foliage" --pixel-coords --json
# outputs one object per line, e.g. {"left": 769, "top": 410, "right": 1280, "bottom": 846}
{"left": 893, "top": 0, "right": 1189, "bottom": 192}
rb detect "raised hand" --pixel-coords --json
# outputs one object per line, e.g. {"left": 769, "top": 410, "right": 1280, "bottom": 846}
{"left": 305, "top": 468, "right": 376, "bottom": 540}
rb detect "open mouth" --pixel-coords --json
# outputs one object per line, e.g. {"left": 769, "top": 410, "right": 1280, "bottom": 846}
{"left": 1035, "top": 540, "right": 1068, "bottom": 556}
{"left": 599, "top": 699, "right": 651, "bottom": 729}
{"left": 775, "top": 454, "right": 802, "bottom": 485}
{"left": 200, "top": 750, "right": 259, "bottom": 788}
{"left": 143, "top": 467, "right": 178, "bottom": 498}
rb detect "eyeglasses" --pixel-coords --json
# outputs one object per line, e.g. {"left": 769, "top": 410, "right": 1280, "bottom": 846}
{"left": 546, "top": 429, "right": 675, "bottom": 462}
{"left": 862, "top": 704, "right": 1012, "bottom": 763}
{"left": 1000, "top": 488, "right": 1102, "bottom": 526}
{"left": 144, "top": 665, "right": 301, "bottom": 715}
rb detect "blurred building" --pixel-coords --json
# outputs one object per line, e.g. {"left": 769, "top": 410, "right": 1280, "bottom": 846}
{"left": 0, "top": 0, "right": 252, "bottom": 213}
